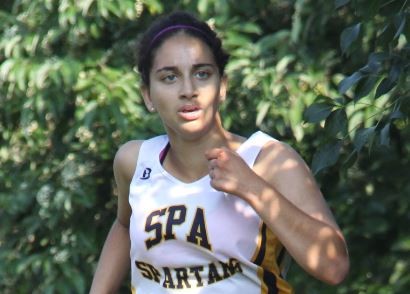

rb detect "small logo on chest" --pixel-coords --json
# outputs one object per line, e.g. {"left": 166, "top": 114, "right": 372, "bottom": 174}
{"left": 140, "top": 168, "right": 152, "bottom": 180}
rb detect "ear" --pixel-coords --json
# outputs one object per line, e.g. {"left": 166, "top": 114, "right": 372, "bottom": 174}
{"left": 141, "top": 84, "right": 155, "bottom": 112}
{"left": 219, "top": 75, "right": 228, "bottom": 103}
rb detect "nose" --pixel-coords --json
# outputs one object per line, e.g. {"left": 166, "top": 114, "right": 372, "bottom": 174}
{"left": 179, "top": 76, "right": 197, "bottom": 99}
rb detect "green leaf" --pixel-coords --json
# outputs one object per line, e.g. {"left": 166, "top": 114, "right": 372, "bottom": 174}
{"left": 304, "top": 103, "right": 333, "bottom": 123}
{"left": 393, "top": 13, "right": 406, "bottom": 39}
{"left": 388, "top": 63, "right": 402, "bottom": 84}
{"left": 83, "top": 109, "right": 97, "bottom": 127}
{"left": 389, "top": 109, "right": 404, "bottom": 120}
{"left": 325, "top": 109, "right": 348, "bottom": 137}
{"left": 80, "top": 0, "right": 96, "bottom": 15}
{"left": 198, "top": 0, "right": 210, "bottom": 14}
{"left": 0, "top": 10, "right": 17, "bottom": 26}
{"left": 35, "top": 62, "right": 52, "bottom": 89}
{"left": 368, "top": 52, "right": 389, "bottom": 65}
{"left": 256, "top": 101, "right": 271, "bottom": 126}
{"left": 143, "top": 0, "right": 164, "bottom": 14}
{"left": 258, "top": 31, "right": 290, "bottom": 51}
{"left": 105, "top": 1, "right": 121, "bottom": 18}
{"left": 359, "top": 52, "right": 388, "bottom": 74}
{"left": 311, "top": 141, "right": 343, "bottom": 174}
{"left": 234, "top": 22, "right": 262, "bottom": 35}
{"left": 276, "top": 55, "right": 295, "bottom": 75}
{"left": 226, "top": 59, "right": 250, "bottom": 71}
{"left": 363, "top": 216, "right": 389, "bottom": 235}
{"left": 375, "top": 77, "right": 396, "bottom": 99}
{"left": 354, "top": 75, "right": 378, "bottom": 101}
{"left": 380, "top": 123, "right": 390, "bottom": 146}
{"left": 16, "top": 61, "right": 28, "bottom": 92}
{"left": 393, "top": 237, "right": 410, "bottom": 251}
{"left": 0, "top": 58, "right": 15, "bottom": 81}
{"left": 314, "top": 95, "right": 335, "bottom": 105}
{"left": 338, "top": 71, "right": 363, "bottom": 94}
{"left": 340, "top": 23, "right": 361, "bottom": 54}
{"left": 225, "top": 31, "right": 252, "bottom": 47}
{"left": 111, "top": 102, "right": 127, "bottom": 131}
{"left": 343, "top": 150, "right": 358, "bottom": 168}
{"left": 335, "top": 0, "right": 350, "bottom": 9}
{"left": 353, "top": 126, "right": 376, "bottom": 152}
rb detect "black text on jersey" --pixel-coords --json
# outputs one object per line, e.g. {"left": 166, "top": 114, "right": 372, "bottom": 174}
{"left": 145, "top": 205, "right": 212, "bottom": 251}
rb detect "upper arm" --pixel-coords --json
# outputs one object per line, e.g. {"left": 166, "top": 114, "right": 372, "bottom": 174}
{"left": 254, "top": 140, "right": 339, "bottom": 230}
{"left": 113, "top": 140, "right": 143, "bottom": 227}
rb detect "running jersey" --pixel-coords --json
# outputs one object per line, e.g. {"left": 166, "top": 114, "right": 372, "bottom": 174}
{"left": 129, "top": 131, "right": 293, "bottom": 293}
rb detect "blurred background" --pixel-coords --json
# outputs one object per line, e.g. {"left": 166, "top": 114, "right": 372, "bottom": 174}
{"left": 0, "top": 0, "right": 409, "bottom": 293}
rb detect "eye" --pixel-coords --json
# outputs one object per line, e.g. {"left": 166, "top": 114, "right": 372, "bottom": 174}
{"left": 195, "top": 70, "right": 210, "bottom": 80}
{"left": 162, "top": 74, "right": 177, "bottom": 83}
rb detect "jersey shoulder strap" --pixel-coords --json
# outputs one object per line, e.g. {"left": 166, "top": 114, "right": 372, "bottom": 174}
{"left": 130, "top": 134, "right": 168, "bottom": 183}
{"left": 238, "top": 131, "right": 278, "bottom": 167}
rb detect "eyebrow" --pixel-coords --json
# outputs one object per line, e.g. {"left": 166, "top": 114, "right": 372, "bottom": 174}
{"left": 155, "top": 63, "right": 215, "bottom": 73}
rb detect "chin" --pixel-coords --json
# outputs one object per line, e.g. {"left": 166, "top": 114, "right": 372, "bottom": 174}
{"left": 173, "top": 122, "right": 215, "bottom": 141}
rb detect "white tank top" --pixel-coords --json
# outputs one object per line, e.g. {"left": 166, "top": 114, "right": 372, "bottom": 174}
{"left": 129, "top": 131, "right": 293, "bottom": 293}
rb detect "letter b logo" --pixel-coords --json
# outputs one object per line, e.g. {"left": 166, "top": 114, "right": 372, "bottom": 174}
{"left": 140, "top": 168, "right": 152, "bottom": 180}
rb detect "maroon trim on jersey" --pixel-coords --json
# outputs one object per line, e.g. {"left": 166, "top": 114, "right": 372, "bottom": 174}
{"left": 159, "top": 142, "right": 171, "bottom": 164}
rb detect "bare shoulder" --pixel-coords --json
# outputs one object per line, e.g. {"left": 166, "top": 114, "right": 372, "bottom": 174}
{"left": 114, "top": 140, "right": 144, "bottom": 182}
{"left": 114, "top": 140, "right": 144, "bottom": 226}
{"left": 255, "top": 139, "right": 309, "bottom": 176}
{"left": 254, "top": 139, "right": 336, "bottom": 224}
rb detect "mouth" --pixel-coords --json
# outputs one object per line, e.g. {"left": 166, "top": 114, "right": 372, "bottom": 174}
{"left": 179, "top": 104, "right": 200, "bottom": 112}
{"left": 178, "top": 105, "right": 202, "bottom": 121}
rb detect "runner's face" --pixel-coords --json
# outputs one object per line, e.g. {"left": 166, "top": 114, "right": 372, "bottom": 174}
{"left": 142, "top": 33, "right": 227, "bottom": 139}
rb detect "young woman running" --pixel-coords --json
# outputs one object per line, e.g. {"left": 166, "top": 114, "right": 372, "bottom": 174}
{"left": 90, "top": 11, "right": 349, "bottom": 294}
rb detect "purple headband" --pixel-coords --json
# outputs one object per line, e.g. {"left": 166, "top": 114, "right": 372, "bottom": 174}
{"left": 149, "top": 25, "right": 208, "bottom": 49}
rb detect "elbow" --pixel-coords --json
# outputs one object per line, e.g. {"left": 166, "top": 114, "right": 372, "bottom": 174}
{"left": 320, "top": 229, "right": 350, "bottom": 285}
{"left": 325, "top": 254, "right": 350, "bottom": 285}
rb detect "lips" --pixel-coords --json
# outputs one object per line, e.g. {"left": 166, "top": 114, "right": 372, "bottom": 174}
{"left": 179, "top": 104, "right": 200, "bottom": 112}
{"left": 178, "top": 104, "right": 202, "bottom": 121}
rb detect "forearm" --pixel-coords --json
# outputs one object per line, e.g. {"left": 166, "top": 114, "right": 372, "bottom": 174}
{"left": 241, "top": 178, "right": 349, "bottom": 284}
{"left": 90, "top": 219, "right": 131, "bottom": 294}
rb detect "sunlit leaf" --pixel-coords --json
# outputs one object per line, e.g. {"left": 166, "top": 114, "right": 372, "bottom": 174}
{"left": 256, "top": 101, "right": 271, "bottom": 126}
{"left": 4, "top": 36, "right": 21, "bottom": 58}
{"left": 143, "top": 0, "right": 164, "bottom": 14}
{"left": 0, "top": 59, "right": 15, "bottom": 81}
{"left": 233, "top": 22, "right": 262, "bottom": 35}
{"left": 80, "top": 0, "right": 96, "bottom": 15}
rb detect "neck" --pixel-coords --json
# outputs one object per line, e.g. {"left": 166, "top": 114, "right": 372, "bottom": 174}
{"left": 163, "top": 127, "right": 242, "bottom": 183}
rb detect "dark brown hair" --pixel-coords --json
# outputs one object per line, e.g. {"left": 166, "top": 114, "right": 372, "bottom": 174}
{"left": 136, "top": 11, "right": 230, "bottom": 86}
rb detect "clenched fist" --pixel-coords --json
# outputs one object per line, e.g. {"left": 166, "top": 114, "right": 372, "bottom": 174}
{"left": 205, "top": 147, "right": 264, "bottom": 200}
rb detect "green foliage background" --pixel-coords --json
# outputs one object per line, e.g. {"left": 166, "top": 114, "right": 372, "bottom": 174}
{"left": 0, "top": 0, "right": 409, "bottom": 293}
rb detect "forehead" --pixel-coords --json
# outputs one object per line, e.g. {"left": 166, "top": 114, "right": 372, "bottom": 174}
{"left": 151, "top": 33, "right": 216, "bottom": 70}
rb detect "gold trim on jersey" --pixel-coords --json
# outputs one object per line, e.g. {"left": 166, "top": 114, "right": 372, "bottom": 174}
{"left": 252, "top": 222, "right": 293, "bottom": 294}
